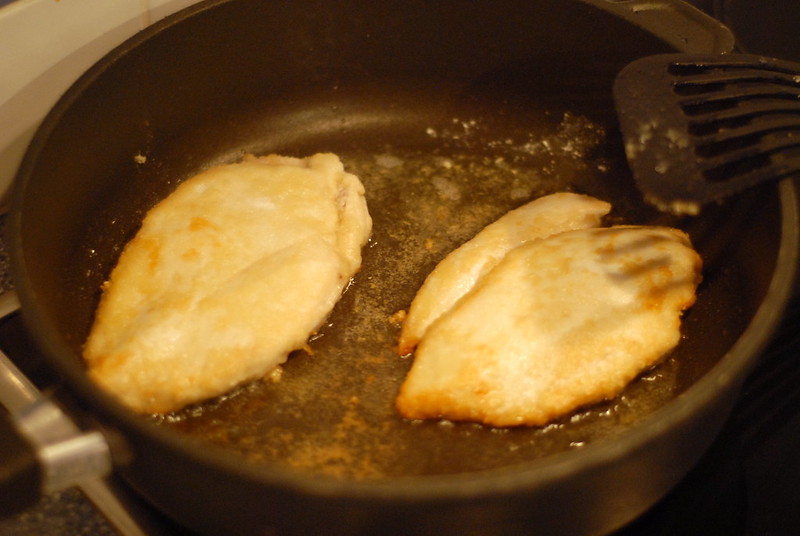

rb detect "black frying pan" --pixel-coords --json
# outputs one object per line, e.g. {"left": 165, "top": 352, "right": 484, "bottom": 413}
{"left": 3, "top": 0, "right": 798, "bottom": 534}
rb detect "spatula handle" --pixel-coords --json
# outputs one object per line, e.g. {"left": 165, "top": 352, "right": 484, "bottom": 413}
{"left": 592, "top": 0, "right": 734, "bottom": 54}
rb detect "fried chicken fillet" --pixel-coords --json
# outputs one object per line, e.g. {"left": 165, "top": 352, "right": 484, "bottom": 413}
{"left": 84, "top": 153, "right": 371, "bottom": 413}
{"left": 396, "top": 222, "right": 701, "bottom": 427}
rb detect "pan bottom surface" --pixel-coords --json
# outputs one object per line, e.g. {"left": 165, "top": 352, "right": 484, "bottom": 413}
{"left": 72, "top": 90, "right": 759, "bottom": 480}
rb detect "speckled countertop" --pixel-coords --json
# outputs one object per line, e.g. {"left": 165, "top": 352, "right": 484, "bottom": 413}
{"left": 0, "top": 489, "right": 119, "bottom": 536}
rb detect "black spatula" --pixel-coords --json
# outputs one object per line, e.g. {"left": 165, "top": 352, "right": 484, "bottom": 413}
{"left": 613, "top": 53, "right": 800, "bottom": 215}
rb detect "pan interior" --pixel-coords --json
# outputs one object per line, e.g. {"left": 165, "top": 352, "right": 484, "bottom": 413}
{"left": 13, "top": 0, "right": 778, "bottom": 481}
{"left": 71, "top": 83, "right": 768, "bottom": 480}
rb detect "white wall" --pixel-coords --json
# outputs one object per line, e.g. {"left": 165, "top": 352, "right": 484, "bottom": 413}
{"left": 0, "top": 0, "right": 202, "bottom": 207}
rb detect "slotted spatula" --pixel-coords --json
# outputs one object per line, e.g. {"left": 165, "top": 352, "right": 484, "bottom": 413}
{"left": 613, "top": 53, "right": 800, "bottom": 215}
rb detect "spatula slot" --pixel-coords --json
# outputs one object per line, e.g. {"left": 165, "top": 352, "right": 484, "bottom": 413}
{"left": 613, "top": 52, "right": 800, "bottom": 212}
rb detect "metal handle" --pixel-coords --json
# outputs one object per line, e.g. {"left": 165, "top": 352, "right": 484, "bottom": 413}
{"left": 0, "top": 291, "right": 112, "bottom": 515}
{"left": 0, "top": 293, "right": 157, "bottom": 535}
{"left": 587, "top": 0, "right": 735, "bottom": 54}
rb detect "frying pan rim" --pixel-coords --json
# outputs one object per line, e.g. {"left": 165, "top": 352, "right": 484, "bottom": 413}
{"left": 7, "top": 0, "right": 792, "bottom": 505}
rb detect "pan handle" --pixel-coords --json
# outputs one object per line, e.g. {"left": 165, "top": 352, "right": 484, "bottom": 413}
{"left": 0, "top": 292, "right": 112, "bottom": 517}
{"left": 0, "top": 390, "right": 112, "bottom": 518}
{"left": 588, "top": 0, "right": 735, "bottom": 54}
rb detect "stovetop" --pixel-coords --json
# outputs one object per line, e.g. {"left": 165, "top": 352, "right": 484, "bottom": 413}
{"left": 2, "top": 1, "right": 799, "bottom": 535}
